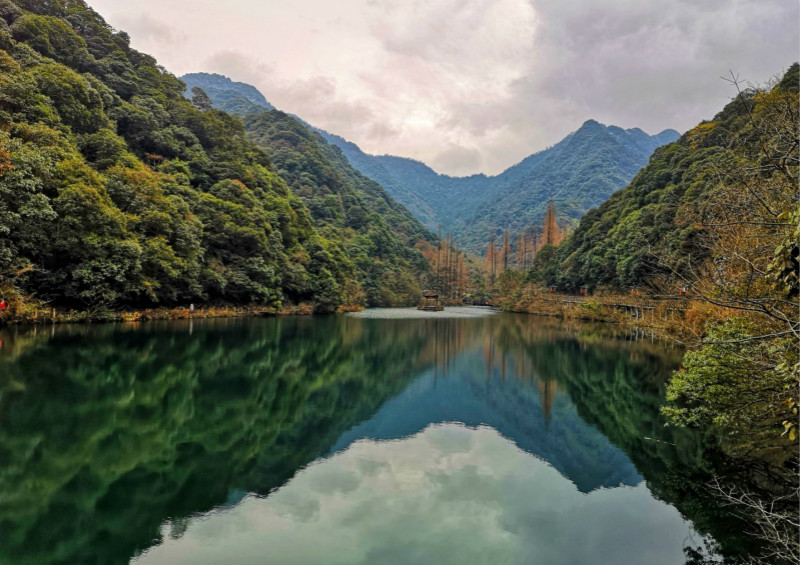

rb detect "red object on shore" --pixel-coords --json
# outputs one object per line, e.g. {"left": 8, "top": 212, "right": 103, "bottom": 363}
{"left": 0, "top": 299, "right": 6, "bottom": 311}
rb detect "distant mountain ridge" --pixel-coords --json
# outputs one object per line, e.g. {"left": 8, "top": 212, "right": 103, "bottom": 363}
{"left": 181, "top": 73, "right": 679, "bottom": 253}
{"left": 182, "top": 72, "right": 274, "bottom": 114}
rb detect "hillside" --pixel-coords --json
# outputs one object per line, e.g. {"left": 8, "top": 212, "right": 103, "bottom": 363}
{"left": 180, "top": 73, "right": 678, "bottom": 254}
{"left": 318, "top": 122, "right": 679, "bottom": 253}
{"left": 460, "top": 121, "right": 680, "bottom": 250}
{"left": 241, "top": 111, "right": 434, "bottom": 306}
{"left": 182, "top": 72, "right": 274, "bottom": 115}
{"left": 549, "top": 64, "right": 799, "bottom": 291}
{"left": 0, "top": 0, "right": 424, "bottom": 313}
{"left": 183, "top": 74, "right": 436, "bottom": 306}
{"left": 307, "top": 129, "right": 440, "bottom": 228}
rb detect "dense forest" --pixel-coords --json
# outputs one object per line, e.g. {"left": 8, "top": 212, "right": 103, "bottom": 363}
{"left": 183, "top": 73, "right": 435, "bottom": 306}
{"left": 518, "top": 64, "right": 798, "bottom": 303}
{"left": 546, "top": 67, "right": 797, "bottom": 293}
{"left": 0, "top": 0, "right": 430, "bottom": 315}
{"left": 241, "top": 111, "right": 434, "bottom": 306}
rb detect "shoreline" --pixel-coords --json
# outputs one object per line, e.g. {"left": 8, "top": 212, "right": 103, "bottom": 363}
{"left": 497, "top": 290, "right": 703, "bottom": 343}
{"left": 0, "top": 303, "right": 366, "bottom": 327}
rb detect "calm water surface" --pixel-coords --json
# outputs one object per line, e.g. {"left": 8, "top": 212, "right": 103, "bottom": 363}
{"left": 0, "top": 310, "right": 748, "bottom": 564}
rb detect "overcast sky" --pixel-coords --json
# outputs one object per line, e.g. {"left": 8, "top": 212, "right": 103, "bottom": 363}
{"left": 88, "top": 0, "right": 798, "bottom": 176}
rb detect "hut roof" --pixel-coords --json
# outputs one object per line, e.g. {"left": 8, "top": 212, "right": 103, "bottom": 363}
{"left": 422, "top": 290, "right": 438, "bottom": 297}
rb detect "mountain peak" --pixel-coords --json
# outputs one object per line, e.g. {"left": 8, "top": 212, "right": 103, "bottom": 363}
{"left": 181, "top": 72, "right": 274, "bottom": 112}
{"left": 657, "top": 128, "right": 681, "bottom": 138}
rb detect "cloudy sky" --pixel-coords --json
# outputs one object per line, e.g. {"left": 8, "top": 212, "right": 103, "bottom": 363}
{"left": 88, "top": 0, "right": 798, "bottom": 176}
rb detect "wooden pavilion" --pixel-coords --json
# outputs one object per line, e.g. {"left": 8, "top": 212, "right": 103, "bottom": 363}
{"left": 418, "top": 290, "right": 444, "bottom": 311}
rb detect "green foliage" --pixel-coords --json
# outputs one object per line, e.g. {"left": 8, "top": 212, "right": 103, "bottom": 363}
{"left": 524, "top": 243, "right": 560, "bottom": 285}
{"left": 552, "top": 65, "right": 799, "bottom": 292}
{"left": 0, "top": 0, "right": 430, "bottom": 310}
{"left": 30, "top": 61, "right": 108, "bottom": 133}
{"left": 315, "top": 120, "right": 678, "bottom": 254}
{"left": 10, "top": 13, "right": 89, "bottom": 68}
{"left": 663, "top": 318, "right": 798, "bottom": 439}
{"left": 181, "top": 74, "right": 433, "bottom": 307}
{"left": 768, "top": 205, "right": 799, "bottom": 299}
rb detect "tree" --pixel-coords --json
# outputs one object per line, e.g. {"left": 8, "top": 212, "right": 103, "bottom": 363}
{"left": 190, "top": 86, "right": 213, "bottom": 111}
{"left": 663, "top": 67, "right": 799, "bottom": 442}
{"left": 542, "top": 198, "right": 561, "bottom": 246}
{"left": 661, "top": 66, "right": 799, "bottom": 565}
{"left": 486, "top": 233, "right": 497, "bottom": 285}
{"left": 501, "top": 229, "right": 510, "bottom": 271}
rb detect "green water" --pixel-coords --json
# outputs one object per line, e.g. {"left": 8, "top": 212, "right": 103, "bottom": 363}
{"left": 0, "top": 313, "right": 751, "bottom": 564}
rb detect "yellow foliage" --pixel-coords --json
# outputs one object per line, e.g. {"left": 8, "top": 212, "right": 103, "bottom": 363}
{"left": 686, "top": 121, "right": 716, "bottom": 148}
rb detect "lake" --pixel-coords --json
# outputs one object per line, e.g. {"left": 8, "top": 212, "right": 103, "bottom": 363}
{"left": 0, "top": 309, "right": 751, "bottom": 564}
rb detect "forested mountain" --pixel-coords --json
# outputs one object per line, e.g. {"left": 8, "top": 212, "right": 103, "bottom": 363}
{"left": 545, "top": 64, "right": 799, "bottom": 291}
{"left": 182, "top": 72, "right": 274, "bottom": 115}
{"left": 240, "top": 112, "right": 434, "bottom": 306}
{"left": 316, "top": 122, "right": 678, "bottom": 253}
{"left": 453, "top": 121, "right": 680, "bottom": 251}
{"left": 181, "top": 73, "right": 678, "bottom": 254}
{"left": 305, "top": 129, "right": 440, "bottom": 228}
{"left": 183, "top": 74, "right": 435, "bottom": 306}
{"left": 0, "top": 0, "right": 429, "bottom": 313}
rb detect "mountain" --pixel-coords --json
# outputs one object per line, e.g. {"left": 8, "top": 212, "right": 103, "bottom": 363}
{"left": 182, "top": 73, "right": 678, "bottom": 253}
{"left": 457, "top": 121, "right": 680, "bottom": 248}
{"left": 0, "top": 0, "right": 426, "bottom": 313}
{"left": 549, "top": 63, "right": 799, "bottom": 291}
{"left": 308, "top": 130, "right": 440, "bottom": 228}
{"left": 183, "top": 72, "right": 274, "bottom": 115}
{"left": 183, "top": 73, "right": 435, "bottom": 306}
{"left": 320, "top": 122, "right": 680, "bottom": 253}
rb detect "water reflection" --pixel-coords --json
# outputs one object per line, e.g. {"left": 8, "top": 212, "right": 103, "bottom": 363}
{"left": 135, "top": 425, "right": 694, "bottom": 565}
{"left": 0, "top": 314, "right": 746, "bottom": 565}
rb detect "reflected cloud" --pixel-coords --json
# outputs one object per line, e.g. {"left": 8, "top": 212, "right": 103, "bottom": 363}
{"left": 134, "top": 424, "right": 695, "bottom": 565}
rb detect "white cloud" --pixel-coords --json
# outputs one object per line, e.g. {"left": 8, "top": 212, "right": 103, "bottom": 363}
{"left": 110, "top": 13, "right": 186, "bottom": 45}
{"left": 88, "top": 0, "right": 798, "bottom": 175}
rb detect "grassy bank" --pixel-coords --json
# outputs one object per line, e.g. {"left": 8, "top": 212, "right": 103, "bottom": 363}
{"left": 498, "top": 284, "right": 742, "bottom": 345}
{"left": 0, "top": 302, "right": 365, "bottom": 326}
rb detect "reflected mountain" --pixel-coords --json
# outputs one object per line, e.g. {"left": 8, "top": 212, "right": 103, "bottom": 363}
{"left": 0, "top": 314, "right": 754, "bottom": 564}
{"left": 135, "top": 424, "right": 699, "bottom": 565}
{"left": 331, "top": 348, "right": 643, "bottom": 493}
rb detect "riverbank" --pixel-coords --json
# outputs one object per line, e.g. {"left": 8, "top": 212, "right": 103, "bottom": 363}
{"left": 0, "top": 302, "right": 365, "bottom": 326}
{"left": 497, "top": 285, "right": 725, "bottom": 344}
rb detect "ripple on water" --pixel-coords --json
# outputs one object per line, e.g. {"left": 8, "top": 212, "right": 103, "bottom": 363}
{"left": 345, "top": 306, "right": 500, "bottom": 319}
